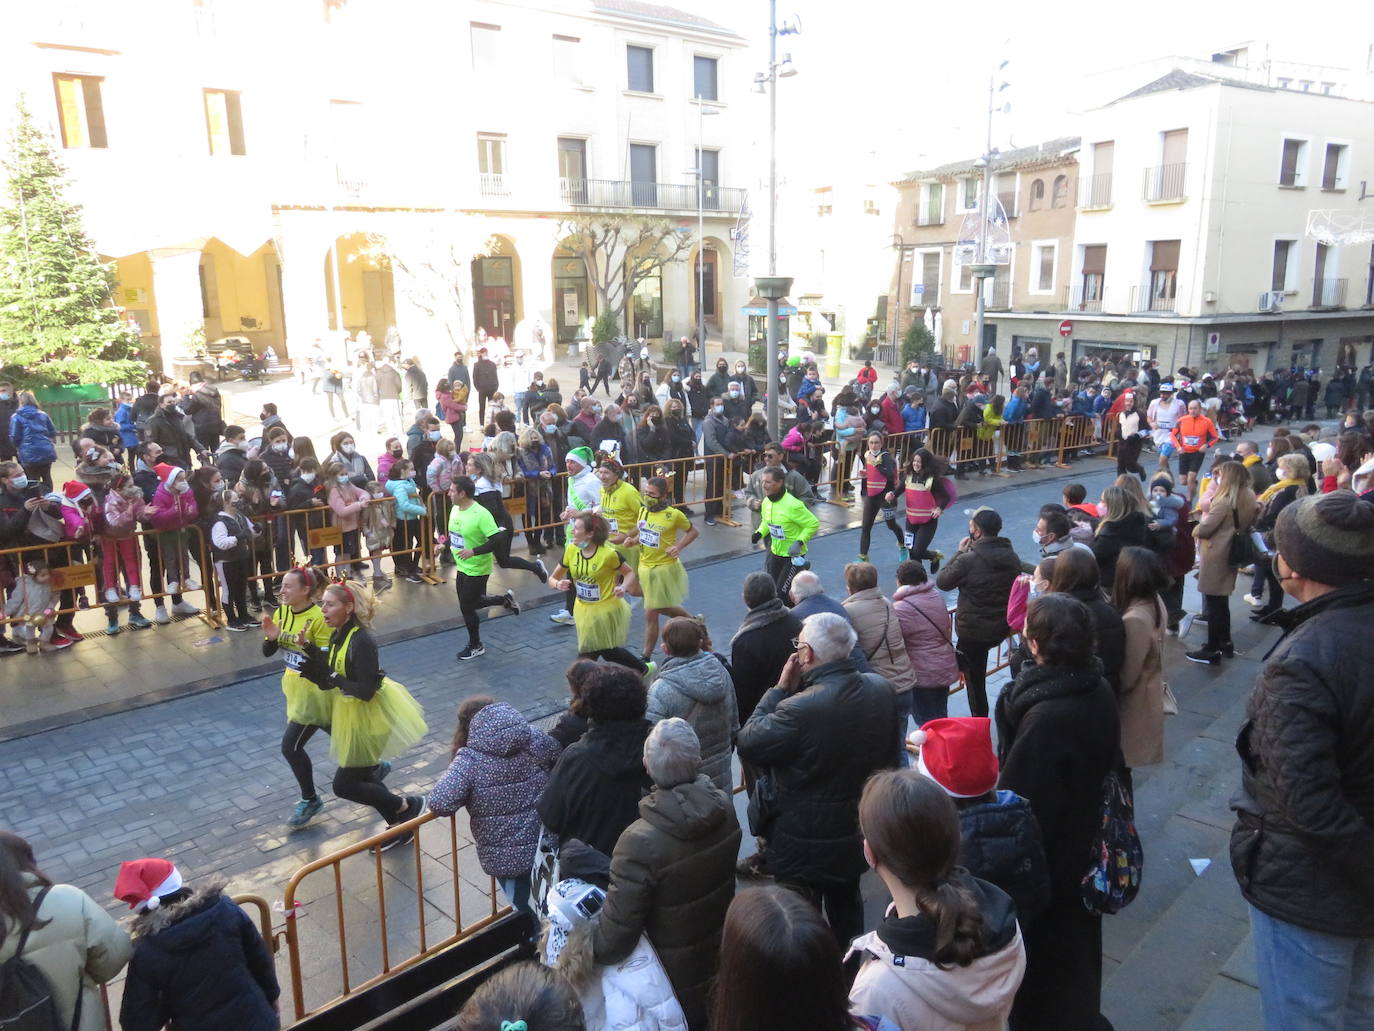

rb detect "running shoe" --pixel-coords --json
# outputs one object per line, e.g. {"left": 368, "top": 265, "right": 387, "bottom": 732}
{"left": 375, "top": 796, "right": 426, "bottom": 853}
{"left": 0, "top": 639, "right": 25, "bottom": 655}
{"left": 856, "top": 554, "right": 868, "bottom": 563}
{"left": 898, "top": 548, "right": 910, "bottom": 562}
{"left": 705, "top": 517, "right": 718, "bottom": 526}
{"left": 504, "top": 590, "right": 520, "bottom": 616}
{"left": 104, "top": 588, "right": 120, "bottom": 604}
{"left": 1178, "top": 613, "right": 1195, "bottom": 638}
{"left": 172, "top": 600, "right": 201, "bottom": 616}
{"left": 533, "top": 559, "right": 550, "bottom": 582}
{"left": 456, "top": 644, "right": 486, "bottom": 661}
{"left": 127, "top": 613, "right": 153, "bottom": 631}
{"left": 1242, "top": 593, "right": 1264, "bottom": 607}
{"left": 372, "top": 575, "right": 393, "bottom": 594}
{"left": 929, "top": 550, "right": 944, "bottom": 574}
{"left": 165, "top": 580, "right": 180, "bottom": 595}
{"left": 549, "top": 609, "right": 575, "bottom": 626}
{"left": 287, "top": 796, "right": 324, "bottom": 829}
{"left": 643, "top": 660, "right": 657, "bottom": 683}
{"left": 53, "top": 628, "right": 83, "bottom": 643}
{"left": 105, "top": 620, "right": 121, "bottom": 636}
{"left": 1185, "top": 648, "right": 1221, "bottom": 665}
{"left": 153, "top": 606, "right": 171, "bottom": 625}
{"left": 128, "top": 586, "right": 143, "bottom": 602}
{"left": 406, "top": 573, "right": 425, "bottom": 584}
{"left": 183, "top": 578, "right": 202, "bottom": 591}
{"left": 227, "top": 619, "right": 256, "bottom": 632}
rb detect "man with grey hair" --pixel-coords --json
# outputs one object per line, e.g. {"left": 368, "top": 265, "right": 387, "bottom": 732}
{"left": 736, "top": 611, "right": 896, "bottom": 948}
{"left": 593, "top": 717, "right": 741, "bottom": 1029}
{"left": 789, "top": 571, "right": 872, "bottom": 672}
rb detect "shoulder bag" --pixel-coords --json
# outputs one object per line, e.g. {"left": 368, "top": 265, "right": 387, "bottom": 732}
{"left": 1080, "top": 758, "right": 1144, "bottom": 915}
{"left": 1226, "top": 505, "right": 1255, "bottom": 568}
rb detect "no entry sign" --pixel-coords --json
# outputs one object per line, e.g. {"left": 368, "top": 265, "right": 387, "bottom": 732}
{"left": 1058, "top": 320, "right": 1073, "bottom": 337}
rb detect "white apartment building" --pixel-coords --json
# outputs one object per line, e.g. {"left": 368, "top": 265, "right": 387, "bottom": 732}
{"left": 990, "top": 70, "right": 1374, "bottom": 374}
{"left": 2, "top": 0, "right": 750, "bottom": 375}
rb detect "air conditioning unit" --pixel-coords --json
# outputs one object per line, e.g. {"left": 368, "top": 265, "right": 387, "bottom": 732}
{"left": 1257, "top": 290, "right": 1284, "bottom": 313}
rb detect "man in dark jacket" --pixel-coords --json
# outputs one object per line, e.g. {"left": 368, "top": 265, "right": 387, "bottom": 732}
{"left": 788, "top": 570, "right": 872, "bottom": 672}
{"left": 374, "top": 357, "right": 404, "bottom": 431}
{"left": 186, "top": 383, "right": 224, "bottom": 454}
{"left": 402, "top": 358, "right": 428, "bottom": 411}
{"left": 979, "top": 346, "right": 1004, "bottom": 395}
{"left": 935, "top": 506, "right": 1027, "bottom": 717}
{"left": 472, "top": 348, "right": 500, "bottom": 425}
{"left": 446, "top": 351, "right": 471, "bottom": 391}
{"left": 538, "top": 665, "right": 653, "bottom": 858}
{"left": 736, "top": 610, "right": 895, "bottom": 948}
{"left": 1231, "top": 492, "right": 1374, "bottom": 1029}
{"left": 145, "top": 392, "right": 204, "bottom": 470}
{"left": 729, "top": 572, "right": 802, "bottom": 723}
{"left": 593, "top": 718, "right": 740, "bottom": 1031}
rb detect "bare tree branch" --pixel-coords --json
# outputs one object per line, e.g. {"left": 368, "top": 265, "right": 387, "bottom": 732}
{"left": 557, "top": 213, "right": 695, "bottom": 328}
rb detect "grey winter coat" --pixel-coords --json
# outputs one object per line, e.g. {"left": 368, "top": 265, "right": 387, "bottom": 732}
{"left": 429, "top": 703, "right": 562, "bottom": 878}
{"left": 647, "top": 652, "right": 740, "bottom": 793}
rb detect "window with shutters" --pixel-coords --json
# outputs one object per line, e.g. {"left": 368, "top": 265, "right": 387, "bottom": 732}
{"left": 52, "top": 73, "right": 107, "bottom": 149}
{"left": 1272, "top": 239, "right": 1298, "bottom": 292}
{"left": 203, "top": 89, "right": 245, "bottom": 156}
{"left": 1081, "top": 245, "right": 1106, "bottom": 305}
{"left": 1321, "top": 143, "right": 1348, "bottom": 190}
{"left": 470, "top": 23, "right": 502, "bottom": 72}
{"left": 627, "top": 45, "right": 654, "bottom": 93}
{"left": 1148, "top": 240, "right": 1179, "bottom": 309}
{"left": 1030, "top": 241, "right": 1057, "bottom": 294}
{"left": 693, "top": 56, "right": 718, "bottom": 101}
{"left": 1278, "top": 138, "right": 1308, "bottom": 187}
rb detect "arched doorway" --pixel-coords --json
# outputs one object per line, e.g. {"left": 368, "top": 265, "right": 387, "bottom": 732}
{"left": 552, "top": 239, "right": 595, "bottom": 346}
{"left": 198, "top": 238, "right": 286, "bottom": 356}
{"left": 472, "top": 235, "right": 522, "bottom": 343}
{"left": 324, "top": 233, "right": 396, "bottom": 350}
{"left": 692, "top": 236, "right": 730, "bottom": 340}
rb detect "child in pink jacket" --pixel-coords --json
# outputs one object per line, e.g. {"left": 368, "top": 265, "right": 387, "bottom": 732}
{"left": 324, "top": 460, "right": 370, "bottom": 576}
{"left": 100, "top": 470, "right": 146, "bottom": 603}
{"left": 147, "top": 463, "right": 199, "bottom": 596}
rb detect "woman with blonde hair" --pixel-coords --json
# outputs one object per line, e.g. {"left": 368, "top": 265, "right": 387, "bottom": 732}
{"left": 1112, "top": 473, "right": 1154, "bottom": 517}
{"left": 1247, "top": 452, "right": 1311, "bottom": 621}
{"left": 1091, "top": 485, "right": 1150, "bottom": 588}
{"left": 1186, "top": 459, "right": 1258, "bottom": 664}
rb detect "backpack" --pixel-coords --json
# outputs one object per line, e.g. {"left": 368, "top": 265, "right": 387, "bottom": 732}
{"left": 134, "top": 409, "right": 154, "bottom": 442}
{"left": 0, "top": 884, "right": 77, "bottom": 1031}
{"left": 1080, "top": 762, "right": 1143, "bottom": 915}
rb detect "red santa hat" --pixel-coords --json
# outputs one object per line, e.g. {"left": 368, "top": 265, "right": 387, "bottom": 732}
{"left": 114, "top": 858, "right": 184, "bottom": 911}
{"left": 153, "top": 463, "right": 182, "bottom": 485}
{"left": 908, "top": 717, "right": 998, "bottom": 798}
{"left": 61, "top": 481, "right": 92, "bottom": 504}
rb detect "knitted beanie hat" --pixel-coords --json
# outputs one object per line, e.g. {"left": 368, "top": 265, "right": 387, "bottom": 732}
{"left": 1274, "top": 491, "right": 1374, "bottom": 587}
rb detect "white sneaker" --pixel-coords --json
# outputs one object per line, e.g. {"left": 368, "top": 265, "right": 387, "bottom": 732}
{"left": 104, "top": 588, "right": 120, "bottom": 604}
{"left": 172, "top": 600, "right": 200, "bottom": 616}
{"left": 183, "top": 578, "right": 202, "bottom": 592}
{"left": 1243, "top": 593, "right": 1263, "bottom": 607}
{"left": 153, "top": 606, "right": 170, "bottom": 625}
{"left": 549, "top": 609, "right": 575, "bottom": 626}
{"left": 128, "top": 586, "right": 142, "bottom": 602}
{"left": 165, "top": 580, "right": 180, "bottom": 595}
{"left": 1179, "top": 613, "right": 1195, "bottom": 638}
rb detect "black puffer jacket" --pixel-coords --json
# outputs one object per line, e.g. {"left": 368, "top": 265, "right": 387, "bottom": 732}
{"left": 1230, "top": 581, "right": 1374, "bottom": 937}
{"left": 537, "top": 718, "right": 652, "bottom": 858}
{"left": 957, "top": 789, "right": 1052, "bottom": 921}
{"left": 592, "top": 775, "right": 741, "bottom": 1030}
{"left": 736, "top": 659, "right": 896, "bottom": 885}
{"left": 729, "top": 598, "right": 802, "bottom": 722}
{"left": 1091, "top": 511, "right": 1150, "bottom": 587}
{"left": 1068, "top": 586, "right": 1126, "bottom": 695}
{"left": 119, "top": 881, "right": 278, "bottom": 1031}
{"left": 935, "top": 535, "right": 1029, "bottom": 644}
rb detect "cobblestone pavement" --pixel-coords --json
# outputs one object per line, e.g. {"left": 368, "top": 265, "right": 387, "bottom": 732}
{"left": 0, "top": 462, "right": 1270, "bottom": 1027}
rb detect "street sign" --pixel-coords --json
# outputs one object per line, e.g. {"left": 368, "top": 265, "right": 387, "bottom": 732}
{"left": 1058, "top": 320, "right": 1073, "bottom": 337}
{"left": 1206, "top": 331, "right": 1220, "bottom": 356}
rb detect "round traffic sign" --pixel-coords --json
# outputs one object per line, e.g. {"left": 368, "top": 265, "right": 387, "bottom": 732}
{"left": 1058, "top": 320, "right": 1073, "bottom": 337}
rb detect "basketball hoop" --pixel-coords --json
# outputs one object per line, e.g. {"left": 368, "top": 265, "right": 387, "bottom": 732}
{"left": 1305, "top": 208, "right": 1374, "bottom": 246}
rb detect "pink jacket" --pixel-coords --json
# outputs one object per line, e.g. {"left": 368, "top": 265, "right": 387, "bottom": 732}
{"left": 377, "top": 451, "right": 397, "bottom": 481}
{"left": 59, "top": 499, "right": 96, "bottom": 542}
{"left": 327, "top": 483, "right": 370, "bottom": 532}
{"left": 435, "top": 389, "right": 466, "bottom": 424}
{"left": 427, "top": 455, "right": 457, "bottom": 493}
{"left": 893, "top": 582, "right": 960, "bottom": 689}
{"left": 102, "top": 487, "right": 145, "bottom": 538}
{"left": 148, "top": 482, "right": 198, "bottom": 532}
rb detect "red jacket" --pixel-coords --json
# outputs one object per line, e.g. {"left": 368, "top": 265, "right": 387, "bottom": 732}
{"left": 879, "top": 395, "right": 905, "bottom": 435}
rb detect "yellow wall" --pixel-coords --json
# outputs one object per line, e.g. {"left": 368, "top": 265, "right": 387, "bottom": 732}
{"left": 113, "top": 252, "right": 158, "bottom": 336}
{"left": 203, "top": 238, "right": 274, "bottom": 338}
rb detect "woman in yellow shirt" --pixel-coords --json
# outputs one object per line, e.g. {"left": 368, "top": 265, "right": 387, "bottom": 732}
{"left": 546, "top": 512, "right": 646, "bottom": 674}
{"left": 626, "top": 475, "right": 699, "bottom": 662}
{"left": 596, "top": 459, "right": 643, "bottom": 572}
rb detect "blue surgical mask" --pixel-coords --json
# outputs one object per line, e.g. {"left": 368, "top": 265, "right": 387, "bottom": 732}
{"left": 0, "top": 393, "right": 9, "bottom": 401}
{"left": 671, "top": 374, "right": 681, "bottom": 383}
{"left": 427, "top": 430, "right": 441, "bottom": 441}
{"left": 9, "top": 474, "right": 27, "bottom": 490}
{"left": 542, "top": 423, "right": 556, "bottom": 434}
{"left": 336, "top": 475, "right": 350, "bottom": 485}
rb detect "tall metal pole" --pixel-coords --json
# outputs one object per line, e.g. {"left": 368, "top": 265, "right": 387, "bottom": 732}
{"left": 764, "top": 0, "right": 781, "bottom": 440}
{"left": 697, "top": 105, "right": 706, "bottom": 362}
{"left": 972, "top": 75, "right": 994, "bottom": 369}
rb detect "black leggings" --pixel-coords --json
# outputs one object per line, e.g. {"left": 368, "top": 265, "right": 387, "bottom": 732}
{"left": 859, "top": 493, "right": 903, "bottom": 556}
{"left": 492, "top": 525, "right": 545, "bottom": 581}
{"left": 217, "top": 557, "right": 251, "bottom": 622}
{"left": 1203, "top": 592, "right": 1233, "bottom": 650}
{"left": 956, "top": 637, "right": 1000, "bottom": 718}
{"left": 905, "top": 519, "right": 940, "bottom": 563}
{"left": 333, "top": 765, "right": 404, "bottom": 821}
{"left": 282, "top": 722, "right": 328, "bottom": 800}
{"left": 582, "top": 646, "right": 647, "bottom": 673}
{"left": 1116, "top": 433, "right": 1145, "bottom": 479}
{"left": 392, "top": 518, "right": 421, "bottom": 574}
{"left": 456, "top": 571, "right": 504, "bottom": 646}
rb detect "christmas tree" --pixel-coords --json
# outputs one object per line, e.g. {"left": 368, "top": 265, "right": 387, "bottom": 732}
{"left": 0, "top": 99, "right": 146, "bottom": 387}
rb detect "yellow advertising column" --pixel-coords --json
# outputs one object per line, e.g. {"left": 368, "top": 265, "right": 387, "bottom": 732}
{"left": 826, "top": 331, "right": 843, "bottom": 379}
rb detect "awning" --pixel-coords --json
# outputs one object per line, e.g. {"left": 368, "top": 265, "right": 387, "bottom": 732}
{"left": 741, "top": 296, "right": 797, "bottom": 316}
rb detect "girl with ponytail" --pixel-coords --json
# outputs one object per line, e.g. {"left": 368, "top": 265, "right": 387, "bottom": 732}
{"left": 848, "top": 769, "right": 1026, "bottom": 1031}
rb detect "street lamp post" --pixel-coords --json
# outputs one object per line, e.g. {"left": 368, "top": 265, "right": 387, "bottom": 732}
{"left": 691, "top": 105, "right": 719, "bottom": 365}
{"left": 971, "top": 68, "right": 1008, "bottom": 368}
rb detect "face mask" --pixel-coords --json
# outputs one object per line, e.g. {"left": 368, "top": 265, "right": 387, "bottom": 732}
{"left": 870, "top": 407, "right": 881, "bottom": 416}
{"left": 173, "top": 481, "right": 189, "bottom": 494}
{"left": 9, "top": 474, "right": 28, "bottom": 490}
{"left": 1032, "top": 529, "right": 1045, "bottom": 547}
{"left": 713, "top": 405, "right": 724, "bottom": 414}
{"left": 728, "top": 390, "right": 740, "bottom": 398}
{"left": 735, "top": 365, "right": 745, "bottom": 373}
{"left": 300, "top": 472, "right": 317, "bottom": 484}
{"left": 341, "top": 443, "right": 355, "bottom": 456}
{"left": 671, "top": 375, "right": 681, "bottom": 383}
{"left": 390, "top": 447, "right": 403, "bottom": 457}
{"left": 406, "top": 472, "right": 417, "bottom": 481}
{"left": 272, "top": 442, "right": 288, "bottom": 453}
{"left": 0, "top": 393, "right": 9, "bottom": 401}
{"left": 536, "top": 423, "right": 553, "bottom": 435}
{"left": 372, "top": 490, "right": 385, "bottom": 499}
{"left": 336, "top": 475, "right": 350, "bottom": 485}
{"left": 427, "top": 430, "right": 441, "bottom": 441}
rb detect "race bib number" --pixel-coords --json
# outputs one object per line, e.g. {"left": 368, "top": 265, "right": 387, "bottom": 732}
{"left": 903, "top": 530, "right": 915, "bottom": 549}
{"left": 1183, "top": 435, "right": 1200, "bottom": 447}
{"left": 575, "top": 580, "right": 602, "bottom": 603}
{"left": 448, "top": 531, "right": 465, "bottom": 550}
{"left": 879, "top": 506, "right": 897, "bottom": 522}
{"left": 768, "top": 522, "right": 785, "bottom": 540}
{"left": 638, "top": 524, "right": 661, "bottom": 549}
{"left": 283, "top": 649, "right": 306, "bottom": 671}
{"left": 605, "top": 517, "right": 618, "bottom": 532}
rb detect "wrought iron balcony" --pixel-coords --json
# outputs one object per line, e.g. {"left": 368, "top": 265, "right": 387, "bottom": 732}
{"left": 1143, "top": 163, "right": 1187, "bottom": 202}
{"left": 984, "top": 277, "right": 1012, "bottom": 309}
{"left": 559, "top": 177, "right": 746, "bottom": 213}
{"left": 916, "top": 211, "right": 944, "bottom": 226}
{"left": 1129, "top": 284, "right": 1177, "bottom": 313}
{"left": 1064, "top": 286, "right": 1105, "bottom": 313}
{"left": 1311, "top": 278, "right": 1347, "bottom": 308}
{"left": 479, "top": 173, "right": 509, "bottom": 198}
{"left": 1079, "top": 172, "right": 1113, "bottom": 209}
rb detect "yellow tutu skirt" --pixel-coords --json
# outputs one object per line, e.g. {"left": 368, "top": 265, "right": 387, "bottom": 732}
{"left": 639, "top": 561, "right": 688, "bottom": 610}
{"left": 282, "top": 671, "right": 335, "bottom": 728}
{"left": 618, "top": 543, "right": 641, "bottom": 573}
{"left": 329, "top": 677, "right": 428, "bottom": 767}
{"left": 574, "top": 597, "right": 632, "bottom": 653}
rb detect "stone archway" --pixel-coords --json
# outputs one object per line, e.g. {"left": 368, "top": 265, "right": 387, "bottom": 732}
{"left": 324, "top": 232, "right": 396, "bottom": 353}
{"left": 552, "top": 238, "right": 595, "bottom": 347}
{"left": 472, "top": 234, "right": 523, "bottom": 343}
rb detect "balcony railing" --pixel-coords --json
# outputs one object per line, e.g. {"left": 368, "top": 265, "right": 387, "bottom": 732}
{"left": 1079, "top": 172, "right": 1113, "bottom": 209}
{"left": 1130, "top": 283, "right": 1177, "bottom": 313}
{"left": 916, "top": 210, "right": 944, "bottom": 226}
{"left": 1312, "top": 277, "right": 1348, "bottom": 308}
{"left": 985, "top": 277, "right": 1012, "bottom": 309}
{"left": 1064, "top": 285, "right": 1105, "bottom": 313}
{"left": 559, "top": 177, "right": 746, "bottom": 213}
{"left": 997, "top": 192, "right": 1018, "bottom": 218}
{"left": 1143, "top": 163, "right": 1188, "bottom": 202}
{"left": 479, "top": 173, "right": 508, "bottom": 197}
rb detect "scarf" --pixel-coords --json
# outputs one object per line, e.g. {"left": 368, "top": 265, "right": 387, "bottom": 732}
{"left": 1257, "top": 477, "right": 1306, "bottom": 505}
{"left": 730, "top": 597, "right": 792, "bottom": 646}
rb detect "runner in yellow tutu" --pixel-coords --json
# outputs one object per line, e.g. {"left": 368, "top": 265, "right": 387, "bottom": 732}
{"left": 260, "top": 566, "right": 344, "bottom": 831}
{"left": 595, "top": 458, "right": 643, "bottom": 573}
{"left": 545, "top": 511, "right": 647, "bottom": 675}
{"left": 299, "top": 580, "right": 428, "bottom": 851}
{"left": 625, "top": 475, "right": 698, "bottom": 663}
